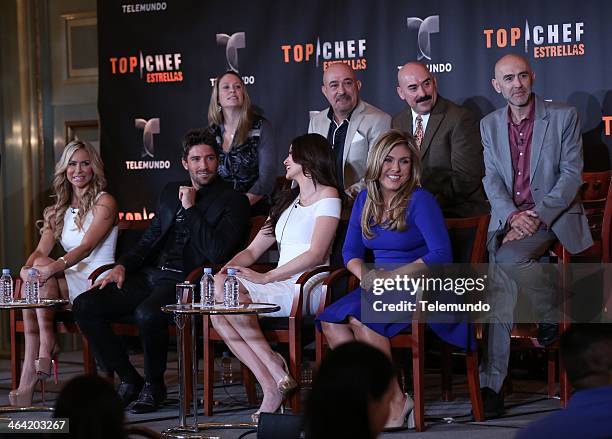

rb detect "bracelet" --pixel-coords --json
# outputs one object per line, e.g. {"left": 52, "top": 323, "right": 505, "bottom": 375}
{"left": 58, "top": 256, "right": 68, "bottom": 267}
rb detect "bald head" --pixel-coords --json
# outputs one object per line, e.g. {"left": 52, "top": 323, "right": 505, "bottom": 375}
{"left": 321, "top": 63, "right": 361, "bottom": 122}
{"left": 494, "top": 54, "right": 532, "bottom": 79}
{"left": 323, "top": 63, "right": 356, "bottom": 85}
{"left": 396, "top": 62, "right": 438, "bottom": 115}
{"left": 492, "top": 54, "right": 535, "bottom": 109}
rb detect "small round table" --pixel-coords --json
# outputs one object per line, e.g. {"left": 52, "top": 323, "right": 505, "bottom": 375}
{"left": 0, "top": 299, "right": 69, "bottom": 415}
{"left": 160, "top": 302, "right": 280, "bottom": 439}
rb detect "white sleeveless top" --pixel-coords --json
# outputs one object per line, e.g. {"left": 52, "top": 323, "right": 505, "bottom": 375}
{"left": 274, "top": 197, "right": 342, "bottom": 267}
{"left": 59, "top": 194, "right": 118, "bottom": 303}
{"left": 238, "top": 197, "right": 341, "bottom": 317}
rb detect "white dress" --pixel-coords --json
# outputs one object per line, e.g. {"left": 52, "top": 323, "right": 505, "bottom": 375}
{"left": 59, "top": 196, "right": 118, "bottom": 303}
{"left": 238, "top": 197, "right": 341, "bottom": 317}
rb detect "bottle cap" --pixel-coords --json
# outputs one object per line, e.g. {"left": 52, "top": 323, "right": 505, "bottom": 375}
{"left": 28, "top": 268, "right": 39, "bottom": 275}
{"left": 2, "top": 269, "right": 10, "bottom": 275}
{"left": 203, "top": 267, "right": 212, "bottom": 274}
{"left": 227, "top": 268, "right": 236, "bottom": 275}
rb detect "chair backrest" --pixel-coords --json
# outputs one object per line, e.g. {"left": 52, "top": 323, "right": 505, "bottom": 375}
{"left": 580, "top": 171, "right": 611, "bottom": 261}
{"left": 115, "top": 218, "right": 152, "bottom": 258}
{"left": 249, "top": 215, "right": 267, "bottom": 245}
{"left": 118, "top": 218, "right": 152, "bottom": 231}
{"left": 444, "top": 214, "right": 490, "bottom": 263}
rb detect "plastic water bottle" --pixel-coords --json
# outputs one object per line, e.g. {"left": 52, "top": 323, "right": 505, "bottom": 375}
{"left": 25, "top": 268, "right": 40, "bottom": 304}
{"left": 223, "top": 268, "right": 239, "bottom": 309}
{"left": 221, "top": 351, "right": 233, "bottom": 384}
{"left": 0, "top": 269, "right": 14, "bottom": 304}
{"left": 200, "top": 267, "right": 215, "bottom": 308}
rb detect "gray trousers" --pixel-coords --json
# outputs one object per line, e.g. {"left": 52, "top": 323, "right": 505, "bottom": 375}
{"left": 479, "top": 229, "right": 557, "bottom": 392}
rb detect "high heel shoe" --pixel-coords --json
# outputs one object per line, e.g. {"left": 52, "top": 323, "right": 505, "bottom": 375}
{"left": 251, "top": 354, "right": 296, "bottom": 424}
{"left": 274, "top": 352, "right": 297, "bottom": 397}
{"left": 35, "top": 345, "right": 60, "bottom": 384}
{"left": 8, "top": 382, "right": 38, "bottom": 407}
{"left": 251, "top": 403, "right": 286, "bottom": 424}
{"left": 384, "top": 393, "right": 415, "bottom": 431}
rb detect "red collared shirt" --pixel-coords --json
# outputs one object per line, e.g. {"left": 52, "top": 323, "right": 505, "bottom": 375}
{"left": 508, "top": 102, "right": 536, "bottom": 211}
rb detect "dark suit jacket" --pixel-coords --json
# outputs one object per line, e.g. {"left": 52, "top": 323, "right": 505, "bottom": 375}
{"left": 118, "top": 178, "right": 250, "bottom": 274}
{"left": 392, "top": 96, "right": 488, "bottom": 218}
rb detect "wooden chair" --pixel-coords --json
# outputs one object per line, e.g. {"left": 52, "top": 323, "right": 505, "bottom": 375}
{"left": 509, "top": 170, "right": 611, "bottom": 406}
{"left": 10, "top": 219, "right": 152, "bottom": 389}
{"left": 185, "top": 212, "right": 330, "bottom": 416}
{"left": 440, "top": 215, "right": 490, "bottom": 402}
{"left": 314, "top": 214, "right": 490, "bottom": 431}
{"left": 186, "top": 263, "right": 328, "bottom": 416}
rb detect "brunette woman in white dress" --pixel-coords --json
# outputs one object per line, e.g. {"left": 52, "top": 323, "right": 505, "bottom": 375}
{"left": 10, "top": 140, "right": 118, "bottom": 407}
{"left": 212, "top": 133, "right": 341, "bottom": 422}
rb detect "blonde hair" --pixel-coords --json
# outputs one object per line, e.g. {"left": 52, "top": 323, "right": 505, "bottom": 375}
{"left": 40, "top": 140, "right": 107, "bottom": 240}
{"left": 361, "top": 130, "right": 421, "bottom": 239}
{"left": 207, "top": 71, "right": 255, "bottom": 146}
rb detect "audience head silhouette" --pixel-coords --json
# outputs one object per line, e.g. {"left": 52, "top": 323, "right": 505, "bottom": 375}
{"left": 305, "top": 341, "right": 395, "bottom": 439}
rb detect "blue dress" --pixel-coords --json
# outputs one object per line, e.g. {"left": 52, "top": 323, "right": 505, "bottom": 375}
{"left": 316, "top": 188, "right": 474, "bottom": 350}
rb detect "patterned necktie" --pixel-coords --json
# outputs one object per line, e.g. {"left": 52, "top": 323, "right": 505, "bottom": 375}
{"left": 414, "top": 115, "right": 424, "bottom": 148}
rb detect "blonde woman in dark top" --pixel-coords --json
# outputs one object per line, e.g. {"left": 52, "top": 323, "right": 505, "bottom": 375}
{"left": 207, "top": 71, "right": 277, "bottom": 215}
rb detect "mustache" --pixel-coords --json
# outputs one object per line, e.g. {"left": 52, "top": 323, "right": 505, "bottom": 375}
{"left": 416, "top": 95, "right": 432, "bottom": 104}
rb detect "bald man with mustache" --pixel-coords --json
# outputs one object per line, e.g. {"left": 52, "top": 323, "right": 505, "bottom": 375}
{"left": 393, "top": 62, "right": 488, "bottom": 218}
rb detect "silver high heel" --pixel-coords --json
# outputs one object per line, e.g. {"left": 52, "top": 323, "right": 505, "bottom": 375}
{"left": 384, "top": 393, "right": 415, "bottom": 431}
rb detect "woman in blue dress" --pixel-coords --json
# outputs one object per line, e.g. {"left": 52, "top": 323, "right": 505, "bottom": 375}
{"left": 317, "top": 129, "right": 462, "bottom": 430}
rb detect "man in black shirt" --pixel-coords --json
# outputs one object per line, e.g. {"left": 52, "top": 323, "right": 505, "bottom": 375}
{"left": 73, "top": 129, "right": 250, "bottom": 413}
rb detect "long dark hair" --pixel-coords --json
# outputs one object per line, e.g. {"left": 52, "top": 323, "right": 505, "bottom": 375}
{"left": 304, "top": 342, "right": 395, "bottom": 439}
{"left": 265, "top": 133, "right": 338, "bottom": 233}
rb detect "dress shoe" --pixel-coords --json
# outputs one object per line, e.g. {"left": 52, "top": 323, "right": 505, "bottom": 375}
{"left": 275, "top": 352, "right": 297, "bottom": 397}
{"left": 537, "top": 323, "right": 559, "bottom": 347}
{"left": 8, "top": 384, "right": 37, "bottom": 407}
{"left": 384, "top": 393, "right": 415, "bottom": 431}
{"left": 117, "top": 379, "right": 144, "bottom": 408}
{"left": 251, "top": 353, "right": 296, "bottom": 424}
{"left": 481, "top": 387, "right": 504, "bottom": 419}
{"left": 129, "top": 382, "right": 167, "bottom": 414}
{"left": 35, "top": 344, "right": 60, "bottom": 383}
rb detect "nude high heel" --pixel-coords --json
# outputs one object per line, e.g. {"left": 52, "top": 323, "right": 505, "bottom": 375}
{"left": 35, "top": 345, "right": 60, "bottom": 384}
{"left": 8, "top": 381, "right": 40, "bottom": 407}
{"left": 384, "top": 393, "right": 415, "bottom": 431}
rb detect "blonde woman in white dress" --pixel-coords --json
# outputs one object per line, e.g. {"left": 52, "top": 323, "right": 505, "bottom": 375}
{"left": 212, "top": 133, "right": 341, "bottom": 422}
{"left": 10, "top": 140, "right": 118, "bottom": 407}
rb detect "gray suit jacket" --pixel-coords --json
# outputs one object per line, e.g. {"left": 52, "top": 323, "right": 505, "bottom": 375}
{"left": 481, "top": 95, "right": 592, "bottom": 254}
{"left": 392, "top": 96, "right": 488, "bottom": 218}
{"left": 309, "top": 99, "right": 391, "bottom": 195}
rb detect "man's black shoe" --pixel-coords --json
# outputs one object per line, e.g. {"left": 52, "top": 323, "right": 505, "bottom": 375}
{"left": 117, "top": 379, "right": 144, "bottom": 408}
{"left": 537, "top": 323, "right": 559, "bottom": 347}
{"left": 481, "top": 387, "right": 504, "bottom": 419}
{"left": 129, "top": 382, "right": 167, "bottom": 414}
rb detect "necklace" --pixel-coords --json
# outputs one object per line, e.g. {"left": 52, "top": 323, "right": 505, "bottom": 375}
{"left": 278, "top": 198, "right": 300, "bottom": 249}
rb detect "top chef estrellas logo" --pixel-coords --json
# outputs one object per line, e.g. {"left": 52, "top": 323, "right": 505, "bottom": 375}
{"left": 109, "top": 51, "right": 183, "bottom": 83}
